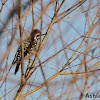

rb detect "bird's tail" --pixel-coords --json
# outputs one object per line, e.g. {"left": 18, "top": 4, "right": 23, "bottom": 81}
{"left": 14, "top": 64, "right": 21, "bottom": 74}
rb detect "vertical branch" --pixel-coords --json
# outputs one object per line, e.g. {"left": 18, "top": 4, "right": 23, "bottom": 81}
{"left": 25, "top": 59, "right": 33, "bottom": 78}
{"left": 40, "top": 0, "right": 43, "bottom": 42}
{"left": 18, "top": 0, "right": 25, "bottom": 83}
{"left": 14, "top": 1, "right": 25, "bottom": 100}
{"left": 55, "top": 0, "right": 58, "bottom": 13}
{"left": 32, "top": 0, "right": 35, "bottom": 29}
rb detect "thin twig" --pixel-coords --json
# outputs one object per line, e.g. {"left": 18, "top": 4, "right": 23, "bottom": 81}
{"left": 32, "top": 0, "right": 35, "bottom": 29}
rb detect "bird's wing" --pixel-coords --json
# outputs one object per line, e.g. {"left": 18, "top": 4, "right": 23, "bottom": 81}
{"left": 12, "top": 45, "right": 21, "bottom": 64}
{"left": 12, "top": 38, "right": 31, "bottom": 64}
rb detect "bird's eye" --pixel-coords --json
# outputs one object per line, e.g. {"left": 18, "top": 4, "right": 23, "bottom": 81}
{"left": 37, "top": 35, "right": 40, "bottom": 37}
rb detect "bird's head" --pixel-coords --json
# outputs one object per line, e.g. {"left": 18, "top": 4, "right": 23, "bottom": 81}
{"left": 31, "top": 29, "right": 45, "bottom": 41}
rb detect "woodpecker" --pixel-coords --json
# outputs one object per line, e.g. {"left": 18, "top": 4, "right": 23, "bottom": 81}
{"left": 12, "top": 29, "right": 44, "bottom": 74}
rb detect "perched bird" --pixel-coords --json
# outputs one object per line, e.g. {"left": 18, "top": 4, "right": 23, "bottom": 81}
{"left": 12, "top": 29, "right": 45, "bottom": 74}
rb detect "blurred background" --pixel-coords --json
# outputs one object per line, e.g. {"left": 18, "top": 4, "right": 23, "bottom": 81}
{"left": 0, "top": 0, "right": 100, "bottom": 100}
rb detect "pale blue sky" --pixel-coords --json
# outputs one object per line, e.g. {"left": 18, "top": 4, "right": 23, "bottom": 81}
{"left": 0, "top": 0, "right": 100, "bottom": 99}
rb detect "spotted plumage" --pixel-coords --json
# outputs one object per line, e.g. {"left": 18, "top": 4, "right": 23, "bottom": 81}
{"left": 12, "top": 29, "right": 44, "bottom": 74}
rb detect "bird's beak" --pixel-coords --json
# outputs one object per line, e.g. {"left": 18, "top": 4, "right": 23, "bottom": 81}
{"left": 41, "top": 34, "right": 45, "bottom": 36}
